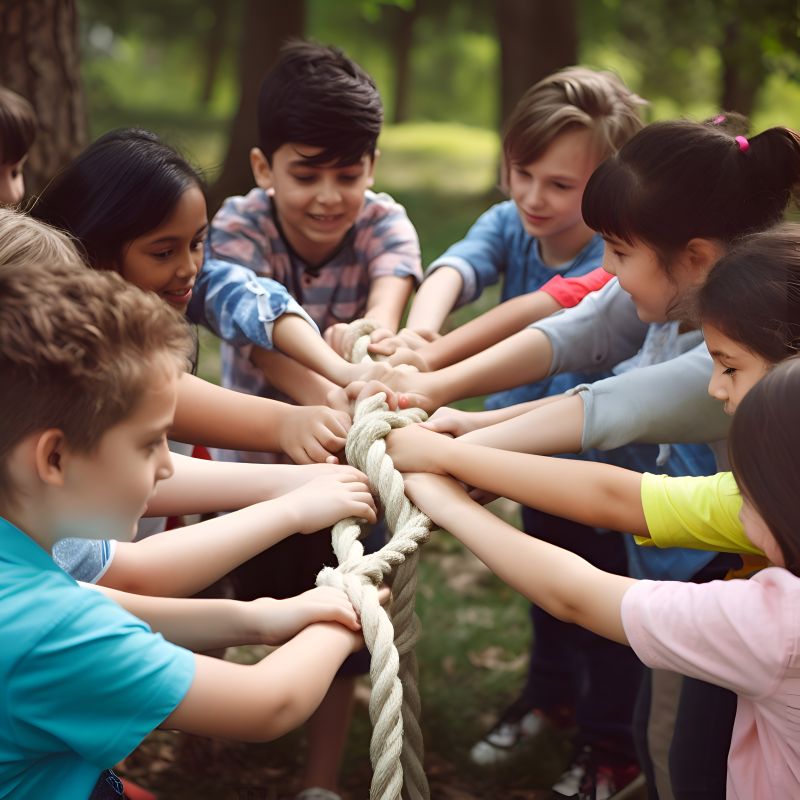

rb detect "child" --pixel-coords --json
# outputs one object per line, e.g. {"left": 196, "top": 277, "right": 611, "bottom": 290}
{"left": 199, "top": 42, "right": 424, "bottom": 797}
{"left": 0, "top": 86, "right": 34, "bottom": 206}
{"left": 0, "top": 258, "right": 370, "bottom": 799}
{"left": 389, "top": 351, "right": 800, "bottom": 799}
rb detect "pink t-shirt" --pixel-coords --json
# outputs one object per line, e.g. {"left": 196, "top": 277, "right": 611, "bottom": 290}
{"left": 622, "top": 568, "right": 800, "bottom": 799}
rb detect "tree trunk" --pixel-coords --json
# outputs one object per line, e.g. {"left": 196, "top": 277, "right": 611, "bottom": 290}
{"left": 0, "top": 0, "right": 88, "bottom": 196}
{"left": 494, "top": 0, "right": 578, "bottom": 129}
{"left": 718, "top": 19, "right": 765, "bottom": 118}
{"left": 387, "top": 1, "right": 420, "bottom": 124}
{"left": 208, "top": 0, "right": 305, "bottom": 214}
{"left": 199, "top": 0, "right": 230, "bottom": 106}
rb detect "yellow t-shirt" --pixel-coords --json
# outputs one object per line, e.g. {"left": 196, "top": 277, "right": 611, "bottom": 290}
{"left": 638, "top": 471, "right": 764, "bottom": 556}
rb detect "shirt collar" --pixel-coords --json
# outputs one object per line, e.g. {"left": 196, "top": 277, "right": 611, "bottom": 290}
{"left": 0, "top": 516, "right": 62, "bottom": 574}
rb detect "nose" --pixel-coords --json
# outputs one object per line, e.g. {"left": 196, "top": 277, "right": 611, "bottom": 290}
{"left": 156, "top": 444, "right": 174, "bottom": 482}
{"left": 317, "top": 177, "right": 342, "bottom": 206}
{"left": 176, "top": 250, "right": 199, "bottom": 279}
{"left": 707, "top": 369, "right": 728, "bottom": 402}
{"left": 524, "top": 180, "right": 544, "bottom": 209}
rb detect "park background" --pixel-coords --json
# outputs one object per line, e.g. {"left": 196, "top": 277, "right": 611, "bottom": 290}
{"left": 2, "top": 1, "right": 799, "bottom": 797}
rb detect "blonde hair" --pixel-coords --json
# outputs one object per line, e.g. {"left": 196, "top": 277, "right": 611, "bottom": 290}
{"left": 0, "top": 207, "right": 84, "bottom": 268}
{"left": 0, "top": 256, "right": 192, "bottom": 507}
{"left": 502, "top": 66, "right": 647, "bottom": 186}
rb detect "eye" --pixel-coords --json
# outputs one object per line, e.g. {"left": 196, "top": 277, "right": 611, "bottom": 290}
{"left": 612, "top": 250, "right": 626, "bottom": 259}
{"left": 553, "top": 182, "right": 572, "bottom": 190}
{"left": 191, "top": 237, "right": 205, "bottom": 252}
{"left": 152, "top": 249, "right": 173, "bottom": 260}
{"left": 723, "top": 366, "right": 737, "bottom": 376}
{"left": 338, "top": 174, "right": 361, "bottom": 184}
{"left": 292, "top": 174, "right": 316, "bottom": 184}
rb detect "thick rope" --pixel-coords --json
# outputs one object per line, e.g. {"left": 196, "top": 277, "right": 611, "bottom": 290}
{"left": 315, "top": 319, "right": 431, "bottom": 800}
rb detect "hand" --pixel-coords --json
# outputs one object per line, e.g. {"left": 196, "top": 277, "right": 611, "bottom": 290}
{"left": 279, "top": 405, "right": 351, "bottom": 464}
{"left": 385, "top": 425, "right": 450, "bottom": 473}
{"left": 251, "top": 587, "right": 361, "bottom": 645}
{"left": 402, "top": 472, "right": 470, "bottom": 521}
{"left": 387, "top": 347, "right": 430, "bottom": 371}
{"left": 421, "top": 406, "right": 483, "bottom": 437}
{"left": 358, "top": 363, "right": 440, "bottom": 413}
{"left": 278, "top": 472, "right": 377, "bottom": 533}
{"left": 369, "top": 327, "right": 439, "bottom": 357}
{"left": 263, "top": 463, "right": 368, "bottom": 497}
{"left": 323, "top": 322, "right": 352, "bottom": 358}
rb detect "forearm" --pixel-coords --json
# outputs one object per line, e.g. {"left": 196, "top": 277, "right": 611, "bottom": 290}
{"left": 405, "top": 267, "right": 464, "bottom": 332}
{"left": 420, "top": 292, "right": 561, "bottom": 371}
{"left": 249, "top": 347, "right": 342, "bottom": 405}
{"left": 366, "top": 275, "right": 415, "bottom": 331}
{"left": 427, "top": 327, "right": 554, "bottom": 406}
{"left": 431, "top": 496, "right": 633, "bottom": 644}
{"left": 436, "top": 439, "right": 648, "bottom": 535}
{"left": 272, "top": 315, "right": 358, "bottom": 385}
{"left": 460, "top": 393, "right": 584, "bottom": 454}
{"left": 173, "top": 372, "right": 290, "bottom": 451}
{"left": 86, "top": 584, "right": 264, "bottom": 651}
{"left": 100, "top": 499, "right": 298, "bottom": 596}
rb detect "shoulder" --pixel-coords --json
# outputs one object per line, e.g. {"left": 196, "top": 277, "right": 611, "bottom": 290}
{"left": 359, "top": 190, "right": 412, "bottom": 224}
{"left": 214, "top": 188, "right": 273, "bottom": 228}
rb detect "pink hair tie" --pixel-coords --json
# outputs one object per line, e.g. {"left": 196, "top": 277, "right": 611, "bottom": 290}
{"left": 735, "top": 135, "right": 750, "bottom": 152}
{"left": 712, "top": 114, "right": 726, "bottom": 125}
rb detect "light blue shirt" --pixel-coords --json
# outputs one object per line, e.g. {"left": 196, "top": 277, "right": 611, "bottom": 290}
{"left": 0, "top": 518, "right": 195, "bottom": 799}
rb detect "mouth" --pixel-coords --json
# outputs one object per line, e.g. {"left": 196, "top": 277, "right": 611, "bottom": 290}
{"left": 308, "top": 212, "right": 345, "bottom": 225}
{"left": 161, "top": 285, "right": 194, "bottom": 305}
{"left": 523, "top": 211, "right": 550, "bottom": 225}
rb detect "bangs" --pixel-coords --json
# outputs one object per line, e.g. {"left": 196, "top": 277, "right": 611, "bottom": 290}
{"left": 581, "top": 156, "right": 643, "bottom": 245}
{"left": 0, "top": 103, "right": 36, "bottom": 164}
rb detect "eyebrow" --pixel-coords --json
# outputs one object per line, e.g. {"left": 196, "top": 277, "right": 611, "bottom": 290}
{"left": 287, "top": 160, "right": 363, "bottom": 170}
{"left": 147, "top": 223, "right": 208, "bottom": 246}
{"left": 708, "top": 349, "right": 737, "bottom": 361}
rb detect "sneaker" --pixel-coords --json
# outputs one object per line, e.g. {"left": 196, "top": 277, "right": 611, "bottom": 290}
{"left": 470, "top": 697, "right": 575, "bottom": 766}
{"left": 295, "top": 789, "right": 342, "bottom": 800}
{"left": 551, "top": 745, "right": 644, "bottom": 800}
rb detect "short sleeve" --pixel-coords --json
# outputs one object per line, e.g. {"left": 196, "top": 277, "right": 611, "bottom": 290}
{"left": 639, "top": 472, "right": 761, "bottom": 554}
{"left": 622, "top": 570, "right": 799, "bottom": 698}
{"left": 207, "top": 191, "right": 274, "bottom": 273}
{"left": 357, "top": 193, "right": 422, "bottom": 283}
{"left": 52, "top": 538, "right": 116, "bottom": 583}
{"left": 10, "top": 591, "right": 195, "bottom": 769}
{"left": 539, "top": 267, "right": 614, "bottom": 309}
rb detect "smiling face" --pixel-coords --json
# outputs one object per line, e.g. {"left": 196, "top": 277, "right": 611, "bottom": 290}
{"left": 704, "top": 322, "right": 771, "bottom": 415}
{"left": 54, "top": 363, "right": 178, "bottom": 542}
{"left": 507, "top": 128, "right": 599, "bottom": 263}
{"left": 0, "top": 156, "right": 26, "bottom": 206}
{"left": 252, "top": 143, "right": 375, "bottom": 266}
{"left": 118, "top": 186, "right": 207, "bottom": 312}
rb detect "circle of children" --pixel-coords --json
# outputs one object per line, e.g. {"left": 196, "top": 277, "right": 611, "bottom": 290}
{"left": 1, "top": 37, "right": 799, "bottom": 800}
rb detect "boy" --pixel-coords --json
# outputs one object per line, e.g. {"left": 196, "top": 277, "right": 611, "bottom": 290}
{"left": 0, "top": 85, "right": 35, "bottom": 205}
{"left": 0, "top": 260, "right": 367, "bottom": 799}
{"left": 197, "top": 41, "right": 422, "bottom": 799}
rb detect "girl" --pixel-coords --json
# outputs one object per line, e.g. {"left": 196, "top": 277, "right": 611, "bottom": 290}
{"left": 396, "top": 352, "right": 800, "bottom": 798}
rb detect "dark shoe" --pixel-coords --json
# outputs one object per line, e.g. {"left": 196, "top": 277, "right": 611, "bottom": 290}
{"left": 551, "top": 745, "right": 643, "bottom": 800}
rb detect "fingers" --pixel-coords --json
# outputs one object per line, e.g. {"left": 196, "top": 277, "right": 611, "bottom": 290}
{"left": 368, "top": 336, "right": 401, "bottom": 356}
{"left": 419, "top": 415, "right": 459, "bottom": 436}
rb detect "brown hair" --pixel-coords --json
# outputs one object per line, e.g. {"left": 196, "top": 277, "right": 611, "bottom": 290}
{"left": 697, "top": 223, "right": 800, "bottom": 363}
{"left": 0, "top": 258, "right": 192, "bottom": 506}
{"left": 0, "top": 207, "right": 84, "bottom": 268}
{"left": 729, "top": 355, "right": 800, "bottom": 576}
{"left": 501, "top": 66, "right": 646, "bottom": 186}
{"left": 582, "top": 120, "right": 800, "bottom": 266}
{"left": 0, "top": 86, "right": 36, "bottom": 164}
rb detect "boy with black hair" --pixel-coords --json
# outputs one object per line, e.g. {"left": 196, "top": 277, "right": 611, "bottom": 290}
{"left": 197, "top": 40, "right": 423, "bottom": 800}
{"left": 0, "top": 259, "right": 369, "bottom": 799}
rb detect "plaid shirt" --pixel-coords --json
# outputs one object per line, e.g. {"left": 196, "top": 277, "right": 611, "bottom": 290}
{"left": 207, "top": 187, "right": 422, "bottom": 403}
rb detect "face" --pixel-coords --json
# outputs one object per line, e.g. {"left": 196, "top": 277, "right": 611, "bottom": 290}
{"left": 739, "top": 498, "right": 784, "bottom": 566}
{"left": 119, "top": 186, "right": 207, "bottom": 312}
{"left": 55, "top": 366, "right": 178, "bottom": 542}
{"left": 704, "top": 323, "right": 771, "bottom": 415}
{"left": 0, "top": 156, "right": 26, "bottom": 206}
{"left": 252, "top": 143, "right": 375, "bottom": 265}
{"left": 508, "top": 128, "right": 599, "bottom": 254}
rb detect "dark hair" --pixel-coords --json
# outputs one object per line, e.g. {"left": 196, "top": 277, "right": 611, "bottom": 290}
{"left": 729, "top": 355, "right": 800, "bottom": 576}
{"left": 31, "top": 128, "right": 205, "bottom": 270}
{"left": 0, "top": 86, "right": 36, "bottom": 164}
{"left": 257, "top": 40, "right": 383, "bottom": 167}
{"left": 697, "top": 223, "right": 800, "bottom": 363}
{"left": 582, "top": 120, "right": 800, "bottom": 265}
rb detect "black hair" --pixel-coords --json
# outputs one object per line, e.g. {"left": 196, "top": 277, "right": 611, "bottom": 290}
{"left": 0, "top": 86, "right": 36, "bottom": 164}
{"left": 582, "top": 120, "right": 800, "bottom": 265}
{"left": 257, "top": 40, "right": 383, "bottom": 167}
{"left": 729, "top": 355, "right": 800, "bottom": 576}
{"left": 697, "top": 223, "right": 800, "bottom": 363}
{"left": 31, "top": 128, "right": 205, "bottom": 270}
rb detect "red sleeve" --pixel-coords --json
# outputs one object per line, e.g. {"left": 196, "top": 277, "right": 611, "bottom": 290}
{"left": 539, "top": 267, "right": 614, "bottom": 308}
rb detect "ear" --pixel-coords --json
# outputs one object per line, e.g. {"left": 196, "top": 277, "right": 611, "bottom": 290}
{"left": 682, "top": 238, "right": 725, "bottom": 286}
{"left": 365, "top": 151, "right": 378, "bottom": 188}
{"left": 250, "top": 148, "right": 273, "bottom": 192}
{"left": 33, "top": 429, "right": 68, "bottom": 488}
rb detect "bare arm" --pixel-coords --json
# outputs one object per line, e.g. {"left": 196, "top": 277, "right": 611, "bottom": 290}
{"left": 163, "top": 621, "right": 361, "bottom": 741}
{"left": 386, "top": 425, "right": 649, "bottom": 536}
{"left": 366, "top": 275, "right": 416, "bottom": 331}
{"left": 404, "top": 473, "right": 634, "bottom": 644}
{"left": 99, "top": 473, "right": 377, "bottom": 597}
{"left": 173, "top": 371, "right": 349, "bottom": 464}
{"left": 405, "top": 266, "right": 465, "bottom": 333}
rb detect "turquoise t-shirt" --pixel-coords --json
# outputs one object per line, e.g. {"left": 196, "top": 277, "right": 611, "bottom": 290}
{"left": 0, "top": 518, "right": 195, "bottom": 799}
